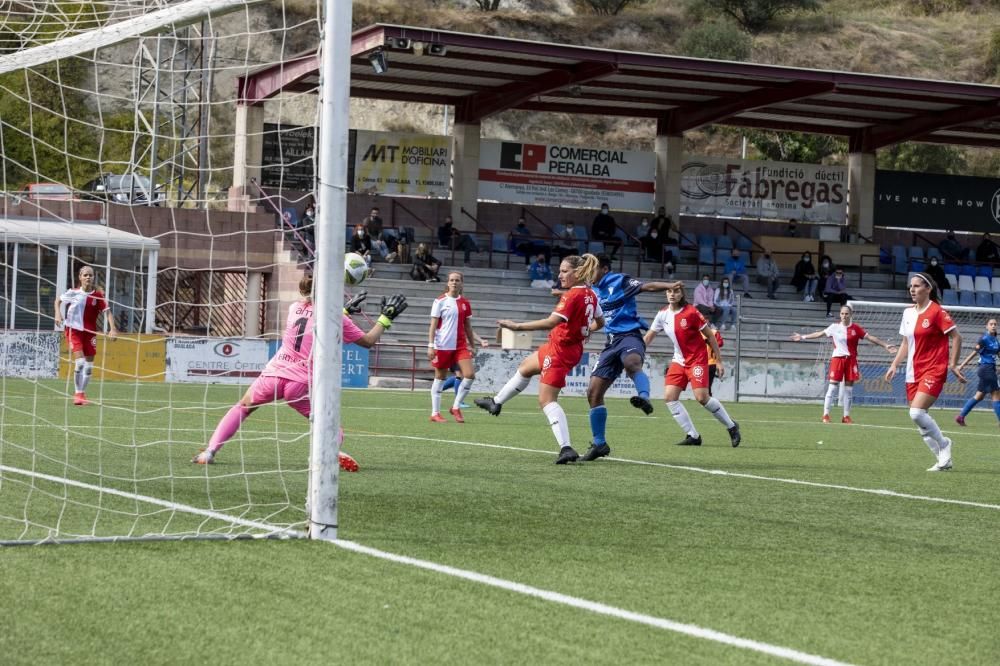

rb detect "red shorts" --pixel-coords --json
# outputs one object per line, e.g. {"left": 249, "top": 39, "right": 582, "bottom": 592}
{"left": 906, "top": 371, "right": 947, "bottom": 401}
{"left": 431, "top": 347, "right": 472, "bottom": 370}
{"left": 537, "top": 342, "right": 582, "bottom": 389}
{"left": 665, "top": 362, "right": 710, "bottom": 390}
{"left": 248, "top": 375, "right": 311, "bottom": 417}
{"left": 66, "top": 328, "right": 97, "bottom": 357}
{"left": 828, "top": 356, "right": 860, "bottom": 383}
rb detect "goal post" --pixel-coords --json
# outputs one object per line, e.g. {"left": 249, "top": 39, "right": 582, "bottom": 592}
{"left": 0, "top": 0, "right": 346, "bottom": 545}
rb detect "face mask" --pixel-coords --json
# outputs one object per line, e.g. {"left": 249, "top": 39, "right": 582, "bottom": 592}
{"left": 803, "top": 257, "right": 810, "bottom": 262}
{"left": 931, "top": 260, "right": 938, "bottom": 266}
{"left": 722, "top": 282, "right": 730, "bottom": 288}
{"left": 601, "top": 208, "right": 608, "bottom": 214}
{"left": 650, "top": 232, "right": 658, "bottom": 239}
{"left": 702, "top": 279, "right": 710, "bottom": 286}
{"left": 566, "top": 225, "right": 574, "bottom": 231}
{"left": 822, "top": 260, "right": 830, "bottom": 266}
{"left": 357, "top": 230, "right": 364, "bottom": 236}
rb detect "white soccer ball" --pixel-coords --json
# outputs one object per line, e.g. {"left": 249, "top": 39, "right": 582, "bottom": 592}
{"left": 344, "top": 252, "right": 370, "bottom": 286}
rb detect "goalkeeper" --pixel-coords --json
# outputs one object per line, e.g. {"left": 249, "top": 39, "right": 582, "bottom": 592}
{"left": 193, "top": 275, "right": 407, "bottom": 469}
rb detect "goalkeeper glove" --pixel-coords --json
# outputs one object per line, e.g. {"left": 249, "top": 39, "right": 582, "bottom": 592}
{"left": 377, "top": 294, "right": 408, "bottom": 329}
{"left": 343, "top": 291, "right": 367, "bottom": 315}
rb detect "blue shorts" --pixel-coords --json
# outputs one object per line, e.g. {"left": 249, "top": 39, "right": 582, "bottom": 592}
{"left": 591, "top": 330, "right": 646, "bottom": 381}
{"left": 976, "top": 364, "right": 999, "bottom": 394}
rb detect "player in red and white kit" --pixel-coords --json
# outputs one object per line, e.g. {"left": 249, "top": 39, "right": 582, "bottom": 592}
{"left": 427, "top": 272, "right": 488, "bottom": 423}
{"left": 54, "top": 265, "right": 118, "bottom": 405}
{"left": 644, "top": 282, "right": 741, "bottom": 447}
{"left": 885, "top": 273, "right": 965, "bottom": 471}
{"left": 192, "top": 275, "right": 408, "bottom": 471}
{"left": 791, "top": 304, "right": 896, "bottom": 424}
{"left": 475, "top": 254, "right": 604, "bottom": 464}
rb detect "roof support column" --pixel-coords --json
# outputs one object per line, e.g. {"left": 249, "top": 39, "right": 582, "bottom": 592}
{"left": 244, "top": 271, "right": 263, "bottom": 338}
{"left": 654, "top": 132, "right": 683, "bottom": 231}
{"left": 450, "top": 121, "right": 481, "bottom": 230}
{"left": 229, "top": 104, "right": 264, "bottom": 212}
{"left": 847, "top": 150, "right": 875, "bottom": 240}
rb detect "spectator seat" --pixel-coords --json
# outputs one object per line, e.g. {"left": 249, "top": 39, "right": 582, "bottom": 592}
{"left": 958, "top": 275, "right": 975, "bottom": 292}
{"left": 945, "top": 273, "right": 959, "bottom": 291}
{"left": 959, "top": 291, "right": 976, "bottom": 306}
{"left": 942, "top": 290, "right": 959, "bottom": 306}
{"left": 960, "top": 264, "right": 977, "bottom": 277}
{"left": 716, "top": 235, "right": 733, "bottom": 250}
{"left": 976, "top": 292, "right": 993, "bottom": 307}
{"left": 977, "top": 265, "right": 994, "bottom": 279}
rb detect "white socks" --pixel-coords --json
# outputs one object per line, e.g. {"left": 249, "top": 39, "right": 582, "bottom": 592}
{"left": 667, "top": 400, "right": 698, "bottom": 437}
{"left": 454, "top": 378, "right": 474, "bottom": 409}
{"left": 842, "top": 386, "right": 853, "bottom": 417}
{"left": 542, "top": 402, "right": 570, "bottom": 449}
{"left": 910, "top": 407, "right": 945, "bottom": 455}
{"left": 430, "top": 378, "right": 443, "bottom": 415}
{"left": 74, "top": 358, "right": 93, "bottom": 393}
{"left": 823, "top": 383, "right": 837, "bottom": 416}
{"left": 495, "top": 372, "right": 530, "bottom": 405}
{"left": 704, "top": 397, "right": 735, "bottom": 428}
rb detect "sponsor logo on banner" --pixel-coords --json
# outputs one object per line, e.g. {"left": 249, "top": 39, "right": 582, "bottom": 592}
{"left": 341, "top": 346, "right": 369, "bottom": 388}
{"left": 166, "top": 338, "right": 269, "bottom": 384}
{"left": 479, "top": 140, "right": 655, "bottom": 211}
{"left": 681, "top": 157, "right": 846, "bottom": 222}
{"left": 353, "top": 130, "right": 450, "bottom": 197}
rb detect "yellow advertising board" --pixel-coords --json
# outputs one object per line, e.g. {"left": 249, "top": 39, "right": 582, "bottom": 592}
{"left": 59, "top": 334, "right": 166, "bottom": 382}
{"left": 353, "top": 130, "right": 450, "bottom": 197}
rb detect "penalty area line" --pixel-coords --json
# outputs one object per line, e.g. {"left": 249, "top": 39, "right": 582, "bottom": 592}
{"left": 331, "top": 538, "right": 853, "bottom": 666}
{"left": 353, "top": 433, "right": 1000, "bottom": 511}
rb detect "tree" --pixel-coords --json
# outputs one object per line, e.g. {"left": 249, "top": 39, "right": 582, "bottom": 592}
{"left": 702, "top": 0, "right": 822, "bottom": 34}
{"left": 877, "top": 143, "right": 967, "bottom": 175}
{"left": 577, "top": 0, "right": 652, "bottom": 14}
{"left": 677, "top": 20, "right": 752, "bottom": 61}
{"left": 744, "top": 130, "right": 844, "bottom": 164}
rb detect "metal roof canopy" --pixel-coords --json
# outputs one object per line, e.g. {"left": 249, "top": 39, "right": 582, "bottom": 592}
{"left": 0, "top": 218, "right": 160, "bottom": 252}
{"left": 238, "top": 23, "right": 1000, "bottom": 152}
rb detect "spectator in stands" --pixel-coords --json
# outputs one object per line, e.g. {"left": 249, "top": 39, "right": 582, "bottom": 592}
{"left": 791, "top": 251, "right": 818, "bottom": 302}
{"left": 293, "top": 202, "right": 315, "bottom": 259}
{"left": 940, "top": 230, "right": 969, "bottom": 261}
{"left": 553, "top": 220, "right": 579, "bottom": 260}
{"left": 926, "top": 256, "right": 949, "bottom": 293}
{"left": 411, "top": 243, "right": 441, "bottom": 282}
{"left": 361, "top": 206, "right": 391, "bottom": 260}
{"left": 591, "top": 203, "right": 620, "bottom": 257}
{"left": 635, "top": 216, "right": 651, "bottom": 243}
{"left": 694, "top": 275, "right": 718, "bottom": 323}
{"left": 640, "top": 224, "right": 664, "bottom": 263}
{"left": 651, "top": 206, "right": 677, "bottom": 245}
{"left": 528, "top": 253, "right": 554, "bottom": 289}
{"left": 437, "top": 216, "right": 479, "bottom": 266}
{"left": 724, "top": 248, "right": 752, "bottom": 298}
{"left": 975, "top": 233, "right": 1000, "bottom": 264}
{"left": 512, "top": 217, "right": 551, "bottom": 264}
{"left": 756, "top": 250, "right": 781, "bottom": 300}
{"left": 823, "top": 266, "right": 851, "bottom": 317}
{"left": 818, "top": 254, "right": 834, "bottom": 283}
{"left": 350, "top": 225, "right": 374, "bottom": 265}
{"left": 715, "top": 278, "right": 736, "bottom": 330}
{"left": 784, "top": 219, "right": 799, "bottom": 237}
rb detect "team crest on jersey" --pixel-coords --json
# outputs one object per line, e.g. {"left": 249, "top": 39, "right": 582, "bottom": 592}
{"left": 542, "top": 355, "right": 552, "bottom": 370}
{"left": 921, "top": 318, "right": 930, "bottom": 329}
{"left": 849, "top": 329, "right": 855, "bottom": 337}
{"left": 680, "top": 318, "right": 688, "bottom": 329}
{"left": 922, "top": 377, "right": 936, "bottom": 388}
{"left": 692, "top": 366, "right": 704, "bottom": 378}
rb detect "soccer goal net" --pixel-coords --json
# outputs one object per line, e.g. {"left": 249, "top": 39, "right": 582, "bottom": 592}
{"left": 0, "top": 0, "right": 337, "bottom": 544}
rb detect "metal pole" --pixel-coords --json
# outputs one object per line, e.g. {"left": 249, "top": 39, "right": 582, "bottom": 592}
{"left": 733, "top": 294, "right": 741, "bottom": 403}
{"left": 308, "top": 0, "right": 351, "bottom": 541}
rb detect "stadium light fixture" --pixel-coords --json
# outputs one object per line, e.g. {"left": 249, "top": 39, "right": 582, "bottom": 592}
{"left": 426, "top": 43, "right": 447, "bottom": 57}
{"left": 368, "top": 49, "right": 387, "bottom": 74}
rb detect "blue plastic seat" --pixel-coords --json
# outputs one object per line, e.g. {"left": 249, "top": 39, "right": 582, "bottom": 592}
{"left": 994, "top": 292, "right": 1000, "bottom": 307}
{"left": 944, "top": 263, "right": 959, "bottom": 276}
{"left": 588, "top": 241, "right": 605, "bottom": 254}
{"left": 926, "top": 247, "right": 942, "bottom": 261}
{"left": 961, "top": 264, "right": 977, "bottom": 277}
{"left": 959, "top": 291, "right": 976, "bottom": 306}
{"left": 910, "top": 260, "right": 925, "bottom": 273}
{"left": 942, "top": 290, "right": 959, "bottom": 306}
{"left": 735, "top": 236, "right": 753, "bottom": 251}
{"left": 893, "top": 255, "right": 908, "bottom": 275}
{"left": 891, "top": 245, "right": 907, "bottom": 261}
{"left": 698, "top": 246, "right": 715, "bottom": 266}
{"left": 491, "top": 233, "right": 508, "bottom": 253}
{"left": 977, "top": 265, "right": 994, "bottom": 278}
{"left": 715, "top": 248, "right": 732, "bottom": 265}
{"left": 909, "top": 246, "right": 924, "bottom": 260}
{"left": 976, "top": 292, "right": 993, "bottom": 307}
{"left": 716, "top": 235, "right": 733, "bottom": 250}
{"left": 879, "top": 247, "right": 891, "bottom": 264}
{"left": 697, "top": 233, "right": 715, "bottom": 248}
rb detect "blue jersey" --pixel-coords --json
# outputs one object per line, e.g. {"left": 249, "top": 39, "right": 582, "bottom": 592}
{"left": 975, "top": 333, "right": 1000, "bottom": 365}
{"left": 593, "top": 272, "right": 647, "bottom": 335}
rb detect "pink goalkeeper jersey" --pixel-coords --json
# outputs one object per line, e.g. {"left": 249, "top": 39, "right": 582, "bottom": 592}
{"left": 823, "top": 322, "right": 866, "bottom": 358}
{"left": 899, "top": 301, "right": 955, "bottom": 382}
{"left": 262, "top": 302, "right": 364, "bottom": 383}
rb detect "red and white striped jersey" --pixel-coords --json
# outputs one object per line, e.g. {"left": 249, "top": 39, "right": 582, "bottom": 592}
{"left": 59, "top": 288, "right": 108, "bottom": 332}
{"left": 650, "top": 304, "right": 709, "bottom": 367}
{"left": 899, "top": 301, "right": 955, "bottom": 382}
{"left": 430, "top": 294, "right": 472, "bottom": 351}
{"left": 823, "top": 322, "right": 867, "bottom": 358}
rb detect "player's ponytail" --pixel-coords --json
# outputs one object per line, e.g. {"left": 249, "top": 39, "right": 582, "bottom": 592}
{"left": 574, "top": 253, "right": 601, "bottom": 285}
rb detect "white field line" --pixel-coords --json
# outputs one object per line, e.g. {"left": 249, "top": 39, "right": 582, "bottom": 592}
{"left": 0, "top": 464, "right": 300, "bottom": 538}
{"left": 353, "top": 433, "right": 1000, "bottom": 511}
{"left": 330, "top": 539, "right": 852, "bottom": 666}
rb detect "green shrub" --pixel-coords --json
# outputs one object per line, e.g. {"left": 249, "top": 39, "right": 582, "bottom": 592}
{"left": 987, "top": 28, "right": 1000, "bottom": 80}
{"left": 677, "top": 20, "right": 752, "bottom": 60}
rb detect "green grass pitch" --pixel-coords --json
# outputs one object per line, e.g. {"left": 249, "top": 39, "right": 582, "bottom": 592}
{"left": 2, "top": 380, "right": 999, "bottom": 664}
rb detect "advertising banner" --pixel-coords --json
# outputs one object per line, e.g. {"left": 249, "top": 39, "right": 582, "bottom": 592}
{"left": 478, "top": 140, "right": 656, "bottom": 211}
{"left": 681, "top": 157, "right": 847, "bottom": 222}
{"left": 59, "top": 334, "right": 166, "bottom": 382}
{"left": 341, "top": 345, "right": 369, "bottom": 388}
{"left": 353, "top": 130, "right": 450, "bottom": 197}
{"left": 0, "top": 331, "right": 60, "bottom": 378}
{"left": 874, "top": 170, "right": 1000, "bottom": 233}
{"left": 166, "top": 338, "right": 269, "bottom": 384}
{"left": 261, "top": 123, "right": 316, "bottom": 190}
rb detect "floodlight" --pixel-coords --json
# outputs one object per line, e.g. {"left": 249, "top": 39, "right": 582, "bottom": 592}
{"left": 426, "top": 43, "right": 447, "bottom": 56}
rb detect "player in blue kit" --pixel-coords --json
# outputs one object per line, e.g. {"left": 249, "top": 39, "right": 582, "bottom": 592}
{"left": 955, "top": 317, "right": 1000, "bottom": 427}
{"left": 578, "top": 254, "right": 676, "bottom": 461}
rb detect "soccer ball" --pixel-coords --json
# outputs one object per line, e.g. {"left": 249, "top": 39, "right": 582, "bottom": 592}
{"left": 344, "top": 252, "right": 370, "bottom": 286}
